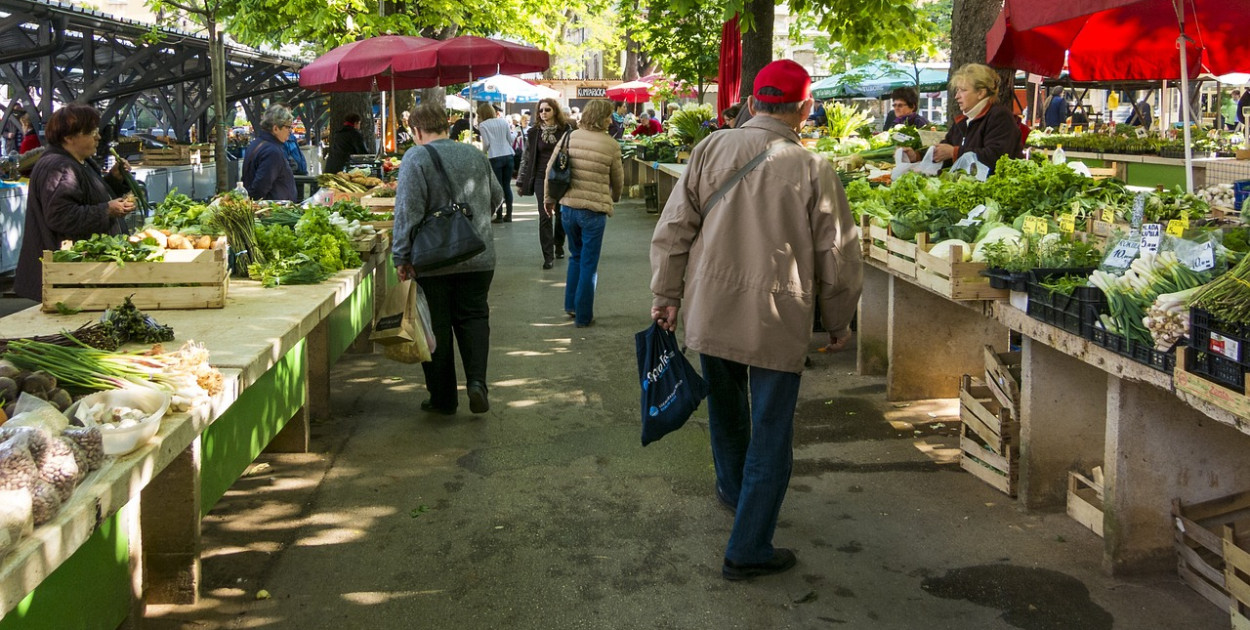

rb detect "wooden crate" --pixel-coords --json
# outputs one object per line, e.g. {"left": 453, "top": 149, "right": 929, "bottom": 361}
{"left": 914, "top": 234, "right": 1009, "bottom": 301}
{"left": 350, "top": 233, "right": 382, "bottom": 255}
{"left": 959, "top": 375, "right": 1018, "bottom": 497}
{"left": 1172, "top": 491, "right": 1250, "bottom": 614}
{"left": 360, "top": 193, "right": 396, "bottom": 210}
{"left": 984, "top": 345, "right": 1022, "bottom": 412}
{"left": 1174, "top": 351, "right": 1250, "bottom": 420}
{"left": 41, "top": 245, "right": 228, "bottom": 312}
{"left": 140, "top": 144, "right": 215, "bottom": 166}
{"left": 860, "top": 216, "right": 918, "bottom": 278}
{"left": 1068, "top": 469, "right": 1105, "bottom": 538}
{"left": 1225, "top": 525, "right": 1250, "bottom": 629}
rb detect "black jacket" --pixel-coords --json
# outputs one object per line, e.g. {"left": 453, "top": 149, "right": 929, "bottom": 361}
{"left": 242, "top": 129, "right": 297, "bottom": 201}
{"left": 15, "top": 146, "right": 128, "bottom": 300}
{"left": 942, "top": 101, "right": 1023, "bottom": 174}
{"left": 516, "top": 124, "right": 570, "bottom": 196}
{"left": 324, "top": 124, "right": 368, "bottom": 174}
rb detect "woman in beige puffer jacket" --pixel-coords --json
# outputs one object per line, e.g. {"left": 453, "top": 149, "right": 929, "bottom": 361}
{"left": 544, "top": 99, "right": 623, "bottom": 327}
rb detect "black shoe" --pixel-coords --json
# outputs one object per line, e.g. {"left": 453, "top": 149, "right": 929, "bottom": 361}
{"left": 420, "top": 400, "right": 456, "bottom": 415}
{"left": 491, "top": 216, "right": 503, "bottom": 224}
{"left": 716, "top": 485, "right": 737, "bottom": 515}
{"left": 723, "top": 549, "right": 796, "bottom": 581}
{"left": 467, "top": 381, "right": 489, "bottom": 414}
{"left": 504, "top": 217, "right": 512, "bottom": 223}
{"left": 574, "top": 319, "right": 595, "bottom": 328}
{"left": 555, "top": 250, "right": 564, "bottom": 259}
{"left": 542, "top": 261, "right": 554, "bottom": 270}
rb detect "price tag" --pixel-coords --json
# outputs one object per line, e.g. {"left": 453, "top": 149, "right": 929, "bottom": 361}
{"left": 1059, "top": 213, "right": 1077, "bottom": 234}
{"left": 1059, "top": 123, "right": 1070, "bottom": 134}
{"left": 1023, "top": 216, "right": 1049, "bottom": 235}
{"left": 1166, "top": 218, "right": 1189, "bottom": 237}
{"left": 1140, "top": 223, "right": 1163, "bottom": 252}
{"left": 1182, "top": 241, "right": 1215, "bottom": 272}
{"left": 1105, "top": 240, "right": 1139, "bottom": 268}
{"left": 892, "top": 132, "right": 912, "bottom": 144}
{"left": 1135, "top": 127, "right": 1148, "bottom": 138}
{"left": 1210, "top": 332, "right": 1241, "bottom": 362}
{"left": 1074, "top": 125, "right": 1084, "bottom": 134}
{"left": 1100, "top": 207, "right": 1116, "bottom": 224}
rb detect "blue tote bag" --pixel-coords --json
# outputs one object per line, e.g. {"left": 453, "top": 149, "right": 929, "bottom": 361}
{"left": 635, "top": 322, "right": 710, "bottom": 446}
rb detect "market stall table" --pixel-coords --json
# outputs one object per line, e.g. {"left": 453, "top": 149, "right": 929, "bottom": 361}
{"left": 0, "top": 244, "right": 394, "bottom": 629}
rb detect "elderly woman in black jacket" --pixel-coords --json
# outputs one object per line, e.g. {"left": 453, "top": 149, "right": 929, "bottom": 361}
{"left": 14, "top": 104, "right": 134, "bottom": 301}
{"left": 903, "top": 63, "right": 1022, "bottom": 174}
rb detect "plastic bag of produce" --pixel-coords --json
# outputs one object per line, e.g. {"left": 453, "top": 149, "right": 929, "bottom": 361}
{"left": 0, "top": 489, "right": 33, "bottom": 555}
{"left": 950, "top": 152, "right": 991, "bottom": 182}
{"left": 0, "top": 431, "right": 39, "bottom": 492}
{"left": 891, "top": 146, "right": 944, "bottom": 182}
{"left": 62, "top": 427, "right": 104, "bottom": 472}
{"left": 30, "top": 436, "right": 83, "bottom": 502}
{"left": 6, "top": 392, "right": 69, "bottom": 433}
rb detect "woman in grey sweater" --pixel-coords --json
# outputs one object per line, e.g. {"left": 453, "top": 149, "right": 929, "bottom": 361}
{"left": 393, "top": 103, "right": 505, "bottom": 415}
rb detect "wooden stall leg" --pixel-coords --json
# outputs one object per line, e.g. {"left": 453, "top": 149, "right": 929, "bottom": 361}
{"left": 856, "top": 264, "right": 890, "bottom": 376}
{"left": 139, "top": 439, "right": 202, "bottom": 605}
{"left": 657, "top": 170, "right": 675, "bottom": 208}
{"left": 1018, "top": 338, "right": 1107, "bottom": 510}
{"left": 886, "top": 276, "right": 1008, "bottom": 400}
{"left": 1104, "top": 376, "right": 1250, "bottom": 575}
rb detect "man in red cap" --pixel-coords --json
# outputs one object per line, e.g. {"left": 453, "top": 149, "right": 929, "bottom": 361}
{"left": 649, "top": 59, "right": 863, "bottom": 580}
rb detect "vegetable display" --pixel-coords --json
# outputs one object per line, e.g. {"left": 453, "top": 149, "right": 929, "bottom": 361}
{"left": 1191, "top": 253, "right": 1250, "bottom": 327}
{"left": 208, "top": 192, "right": 265, "bottom": 272}
{"left": 51, "top": 234, "right": 162, "bottom": 264}
{"left": 1088, "top": 251, "right": 1208, "bottom": 347}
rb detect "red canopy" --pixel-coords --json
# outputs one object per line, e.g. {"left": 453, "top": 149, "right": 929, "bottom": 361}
{"left": 392, "top": 36, "right": 550, "bottom": 84}
{"left": 987, "top": 0, "right": 1250, "bottom": 80}
{"left": 299, "top": 35, "right": 438, "bottom": 92}
{"left": 717, "top": 15, "right": 741, "bottom": 125}
{"left": 606, "top": 81, "right": 653, "bottom": 103}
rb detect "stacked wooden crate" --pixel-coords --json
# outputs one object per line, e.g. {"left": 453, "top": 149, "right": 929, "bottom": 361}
{"left": 140, "top": 144, "right": 214, "bottom": 166}
{"left": 958, "top": 346, "right": 1021, "bottom": 496}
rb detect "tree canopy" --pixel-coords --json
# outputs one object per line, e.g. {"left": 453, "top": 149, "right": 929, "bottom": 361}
{"left": 635, "top": 0, "right": 723, "bottom": 101}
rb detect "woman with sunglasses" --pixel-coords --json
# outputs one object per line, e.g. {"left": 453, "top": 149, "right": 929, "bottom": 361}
{"left": 14, "top": 103, "right": 134, "bottom": 301}
{"left": 516, "top": 98, "right": 572, "bottom": 269}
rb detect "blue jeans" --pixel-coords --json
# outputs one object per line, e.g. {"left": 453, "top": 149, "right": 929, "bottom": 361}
{"left": 561, "top": 206, "right": 606, "bottom": 325}
{"left": 489, "top": 156, "right": 514, "bottom": 218}
{"left": 700, "top": 354, "right": 802, "bottom": 565}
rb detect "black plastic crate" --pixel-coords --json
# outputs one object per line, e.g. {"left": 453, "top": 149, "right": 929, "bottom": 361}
{"left": 1130, "top": 340, "right": 1177, "bottom": 373}
{"left": 1091, "top": 327, "right": 1131, "bottom": 356}
{"left": 1185, "top": 348, "right": 1247, "bottom": 394}
{"left": 1025, "top": 271, "right": 1105, "bottom": 338}
{"left": 1188, "top": 307, "right": 1250, "bottom": 366}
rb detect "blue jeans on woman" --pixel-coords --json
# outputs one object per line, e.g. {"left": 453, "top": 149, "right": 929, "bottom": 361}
{"left": 560, "top": 206, "right": 606, "bottom": 326}
{"left": 489, "top": 156, "right": 514, "bottom": 220}
{"left": 700, "top": 354, "right": 802, "bottom": 565}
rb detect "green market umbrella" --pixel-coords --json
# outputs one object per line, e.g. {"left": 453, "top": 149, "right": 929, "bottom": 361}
{"left": 812, "top": 62, "right": 948, "bottom": 100}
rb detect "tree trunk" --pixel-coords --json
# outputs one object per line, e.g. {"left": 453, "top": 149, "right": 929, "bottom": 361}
{"left": 949, "top": 0, "right": 1012, "bottom": 122}
{"left": 739, "top": 0, "right": 774, "bottom": 103}
{"left": 209, "top": 20, "right": 229, "bottom": 193}
{"left": 328, "top": 92, "right": 376, "bottom": 157}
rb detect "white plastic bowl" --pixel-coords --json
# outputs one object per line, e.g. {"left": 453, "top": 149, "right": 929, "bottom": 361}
{"left": 65, "top": 389, "right": 171, "bottom": 456}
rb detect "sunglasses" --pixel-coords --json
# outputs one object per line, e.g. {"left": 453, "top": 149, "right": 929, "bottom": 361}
{"left": 539, "top": 108, "right": 553, "bottom": 113}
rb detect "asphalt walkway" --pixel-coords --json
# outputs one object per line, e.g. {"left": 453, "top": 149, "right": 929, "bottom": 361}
{"left": 146, "top": 194, "right": 1222, "bottom": 629}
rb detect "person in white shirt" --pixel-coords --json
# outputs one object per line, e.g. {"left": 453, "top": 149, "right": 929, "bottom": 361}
{"left": 478, "top": 103, "right": 517, "bottom": 222}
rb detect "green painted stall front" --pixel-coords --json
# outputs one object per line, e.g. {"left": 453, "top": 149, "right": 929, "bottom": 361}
{"left": 0, "top": 511, "right": 132, "bottom": 630}
{"left": 201, "top": 339, "right": 307, "bottom": 515}
{"left": 1124, "top": 162, "right": 1186, "bottom": 188}
{"left": 328, "top": 272, "right": 374, "bottom": 365}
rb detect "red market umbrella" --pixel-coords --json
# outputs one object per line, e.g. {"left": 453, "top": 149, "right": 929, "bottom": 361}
{"left": 299, "top": 35, "right": 438, "bottom": 92}
{"left": 985, "top": 0, "right": 1250, "bottom": 81}
{"left": 391, "top": 36, "right": 550, "bottom": 84}
{"left": 717, "top": 15, "right": 742, "bottom": 125}
{"left": 606, "top": 80, "right": 653, "bottom": 103}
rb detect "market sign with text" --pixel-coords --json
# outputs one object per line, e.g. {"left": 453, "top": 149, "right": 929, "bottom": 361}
{"left": 577, "top": 87, "right": 607, "bottom": 98}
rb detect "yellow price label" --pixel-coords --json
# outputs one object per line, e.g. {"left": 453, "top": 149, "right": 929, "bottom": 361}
{"left": 1023, "top": 216, "right": 1049, "bottom": 235}
{"left": 1059, "top": 214, "right": 1077, "bottom": 234}
{"left": 1166, "top": 219, "right": 1188, "bottom": 237}
{"left": 1100, "top": 207, "right": 1116, "bottom": 224}
{"left": 1074, "top": 125, "right": 1084, "bottom": 134}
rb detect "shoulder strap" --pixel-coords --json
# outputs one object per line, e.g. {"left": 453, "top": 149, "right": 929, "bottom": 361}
{"left": 700, "top": 140, "right": 790, "bottom": 215}
{"left": 422, "top": 143, "right": 458, "bottom": 202}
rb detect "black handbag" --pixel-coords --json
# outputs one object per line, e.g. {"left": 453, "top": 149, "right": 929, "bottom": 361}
{"left": 546, "top": 131, "right": 573, "bottom": 201}
{"left": 407, "top": 144, "right": 487, "bottom": 272}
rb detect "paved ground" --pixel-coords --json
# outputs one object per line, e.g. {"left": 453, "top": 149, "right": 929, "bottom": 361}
{"left": 142, "top": 194, "right": 1223, "bottom": 629}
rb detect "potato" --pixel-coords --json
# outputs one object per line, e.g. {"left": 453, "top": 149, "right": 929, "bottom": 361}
{"left": 195, "top": 235, "right": 213, "bottom": 249}
{"left": 167, "top": 233, "right": 191, "bottom": 250}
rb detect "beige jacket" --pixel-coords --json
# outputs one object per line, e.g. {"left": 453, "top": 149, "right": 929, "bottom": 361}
{"left": 650, "top": 116, "right": 863, "bottom": 374}
{"left": 544, "top": 128, "right": 623, "bottom": 215}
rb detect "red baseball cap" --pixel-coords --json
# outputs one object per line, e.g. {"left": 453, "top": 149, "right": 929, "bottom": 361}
{"left": 753, "top": 60, "right": 812, "bottom": 104}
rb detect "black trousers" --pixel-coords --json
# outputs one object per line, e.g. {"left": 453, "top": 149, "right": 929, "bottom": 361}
{"left": 535, "top": 179, "right": 565, "bottom": 263}
{"left": 417, "top": 270, "right": 493, "bottom": 410}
